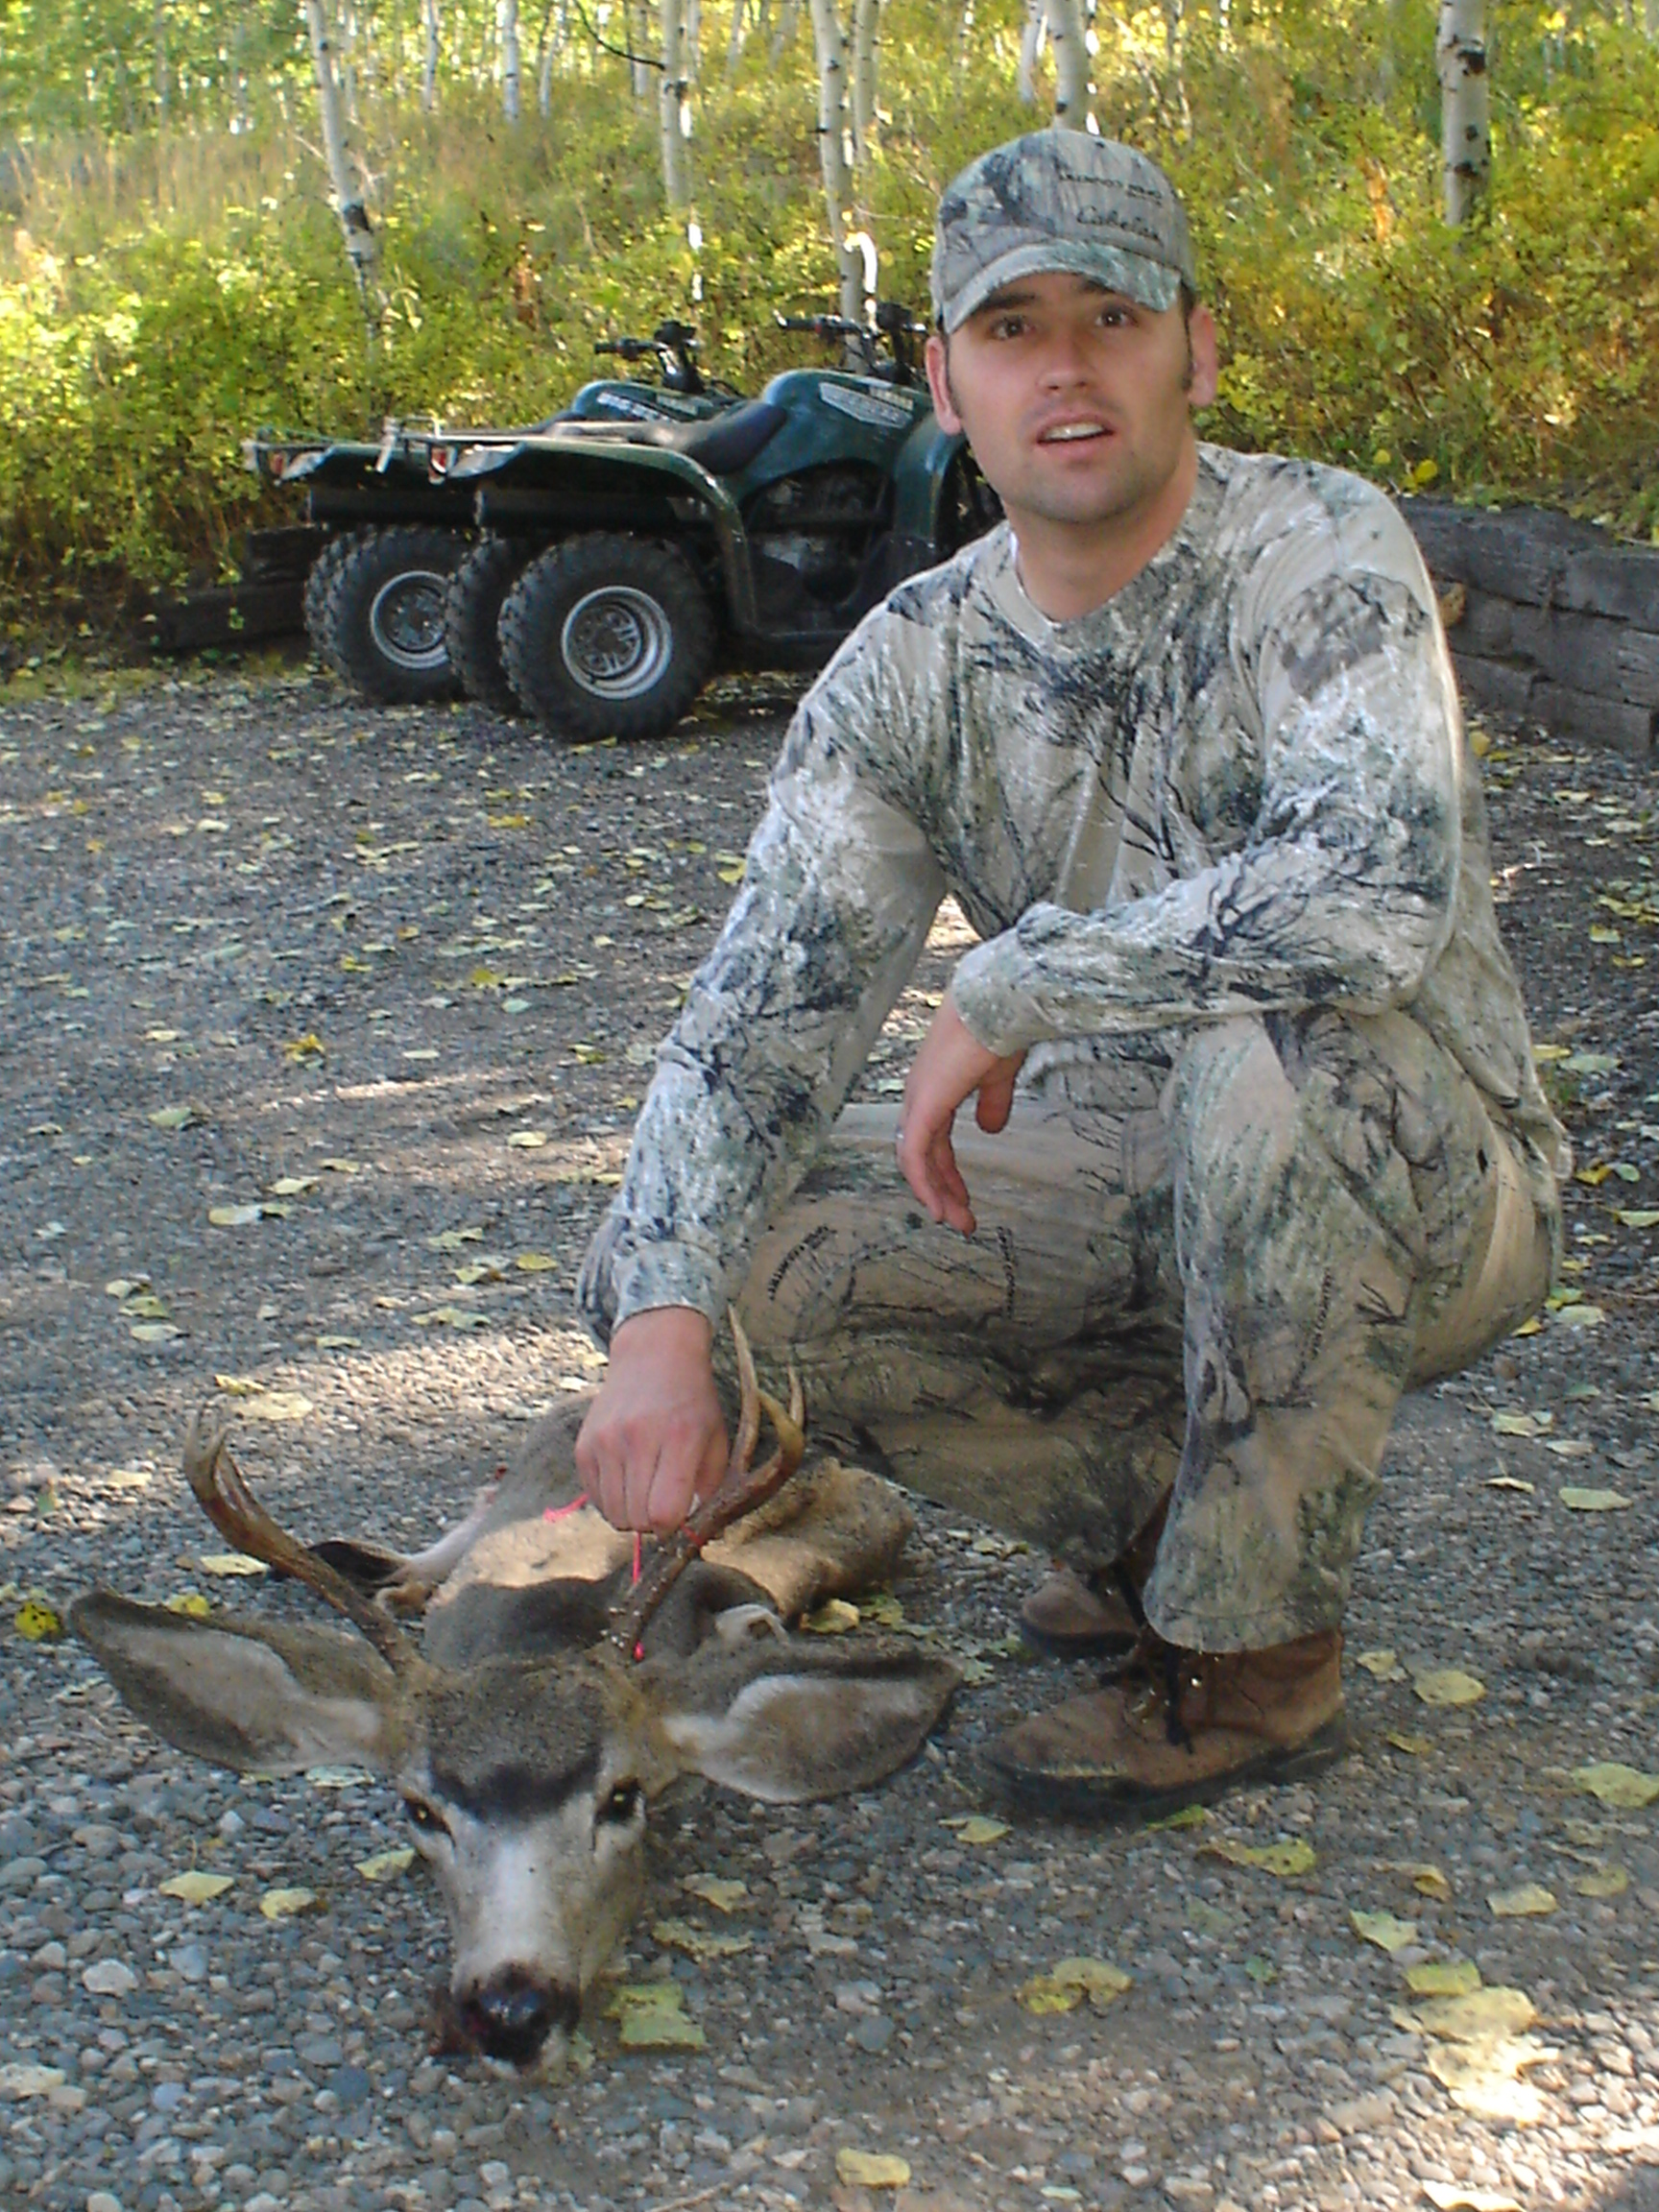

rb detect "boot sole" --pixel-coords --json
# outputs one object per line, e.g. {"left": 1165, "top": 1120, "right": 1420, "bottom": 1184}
{"left": 1018, "top": 1619, "right": 1141, "bottom": 1662}
{"left": 984, "top": 1713, "right": 1351, "bottom": 1823}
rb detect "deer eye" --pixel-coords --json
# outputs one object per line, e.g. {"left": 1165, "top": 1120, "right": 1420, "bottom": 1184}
{"left": 403, "top": 1795, "right": 449, "bottom": 1839}
{"left": 597, "top": 1779, "right": 642, "bottom": 1827}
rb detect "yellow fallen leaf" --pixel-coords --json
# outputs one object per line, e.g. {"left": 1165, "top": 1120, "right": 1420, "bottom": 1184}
{"left": 281, "top": 1033, "right": 325, "bottom": 1062}
{"left": 1400, "top": 1985, "right": 1536, "bottom": 2040}
{"left": 1543, "top": 1438, "right": 1594, "bottom": 1457}
{"left": 237, "top": 1393, "right": 312, "bottom": 1423}
{"left": 1509, "top": 1316, "right": 1543, "bottom": 1337}
{"left": 1426, "top": 2035, "right": 1551, "bottom": 2125}
{"left": 683, "top": 1875, "right": 748, "bottom": 1913}
{"left": 1558, "top": 1486, "right": 1629, "bottom": 1511}
{"left": 604, "top": 1982, "right": 706, "bottom": 2050}
{"left": 956, "top": 1816, "right": 1010, "bottom": 1846}
{"left": 207, "top": 1203, "right": 264, "bottom": 1227}
{"left": 164, "top": 1592, "right": 212, "bottom": 1619}
{"left": 320, "top": 1158, "right": 361, "bottom": 1175}
{"left": 507, "top": 1129, "right": 547, "bottom": 1148}
{"left": 214, "top": 1374, "right": 265, "bottom": 1396}
{"left": 267, "top": 1175, "right": 319, "bottom": 1197}
{"left": 1612, "top": 1208, "right": 1659, "bottom": 1228}
{"left": 1351, "top": 1910, "right": 1417, "bottom": 1953}
{"left": 1355, "top": 1647, "right": 1407, "bottom": 1679}
{"left": 652, "top": 1918, "right": 753, "bottom": 1962}
{"left": 14, "top": 1599, "right": 64, "bottom": 1642}
{"left": 129, "top": 1321, "right": 181, "bottom": 1342}
{"left": 148, "top": 1105, "right": 200, "bottom": 1130}
{"left": 1201, "top": 1837, "right": 1316, "bottom": 1877}
{"left": 835, "top": 2151, "right": 911, "bottom": 2190}
{"left": 1142, "top": 1803, "right": 1211, "bottom": 1832}
{"left": 1485, "top": 1476, "right": 1534, "bottom": 1493}
{"left": 1018, "top": 1956, "right": 1133, "bottom": 2014}
{"left": 1384, "top": 1731, "right": 1433, "bottom": 1756}
{"left": 1423, "top": 2187, "right": 1523, "bottom": 2212}
{"left": 1491, "top": 1411, "right": 1542, "bottom": 1437}
{"left": 1413, "top": 1669, "right": 1485, "bottom": 1707}
{"left": 859, "top": 1593, "right": 905, "bottom": 1626}
{"left": 413, "top": 1306, "right": 491, "bottom": 1331}
{"left": 427, "top": 1227, "right": 484, "bottom": 1250}
{"left": 158, "top": 1871, "right": 234, "bottom": 1904}
{"left": 1487, "top": 1884, "right": 1556, "bottom": 1918}
{"left": 259, "top": 1887, "right": 321, "bottom": 1920}
{"left": 805, "top": 1598, "right": 860, "bottom": 1635}
{"left": 1552, "top": 1302, "right": 1605, "bottom": 1328}
{"left": 514, "top": 1252, "right": 561, "bottom": 1272}
{"left": 198, "top": 1552, "right": 269, "bottom": 1577}
{"left": 1405, "top": 1959, "right": 1481, "bottom": 1997}
{"left": 1572, "top": 1864, "right": 1628, "bottom": 1898}
{"left": 355, "top": 1849, "right": 416, "bottom": 1883}
{"left": 1573, "top": 1761, "right": 1659, "bottom": 1808}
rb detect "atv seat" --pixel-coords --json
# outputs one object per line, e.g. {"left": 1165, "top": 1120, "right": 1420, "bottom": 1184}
{"left": 555, "top": 400, "right": 787, "bottom": 476}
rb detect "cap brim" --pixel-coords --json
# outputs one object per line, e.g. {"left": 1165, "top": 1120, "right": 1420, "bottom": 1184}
{"left": 941, "top": 240, "right": 1181, "bottom": 332}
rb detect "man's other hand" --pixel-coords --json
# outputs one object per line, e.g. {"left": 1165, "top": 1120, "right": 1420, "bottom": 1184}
{"left": 575, "top": 1307, "right": 729, "bottom": 1533}
{"left": 896, "top": 995, "right": 1026, "bottom": 1237}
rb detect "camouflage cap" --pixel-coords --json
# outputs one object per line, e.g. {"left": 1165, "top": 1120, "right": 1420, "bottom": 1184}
{"left": 931, "top": 132, "right": 1195, "bottom": 332}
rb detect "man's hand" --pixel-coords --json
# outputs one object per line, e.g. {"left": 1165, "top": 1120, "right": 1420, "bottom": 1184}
{"left": 895, "top": 994, "right": 1026, "bottom": 1237}
{"left": 575, "top": 1307, "right": 729, "bottom": 1534}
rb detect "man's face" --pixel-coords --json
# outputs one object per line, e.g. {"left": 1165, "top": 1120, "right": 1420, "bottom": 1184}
{"left": 925, "top": 270, "right": 1218, "bottom": 539}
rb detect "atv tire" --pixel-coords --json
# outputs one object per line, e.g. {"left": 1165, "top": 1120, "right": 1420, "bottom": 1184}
{"left": 445, "top": 536, "right": 529, "bottom": 716}
{"left": 315, "top": 525, "right": 464, "bottom": 704}
{"left": 302, "top": 532, "right": 358, "bottom": 665}
{"left": 500, "top": 533, "right": 714, "bottom": 741}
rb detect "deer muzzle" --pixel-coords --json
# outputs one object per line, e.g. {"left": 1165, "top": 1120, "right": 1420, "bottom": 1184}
{"left": 456, "top": 1966, "right": 581, "bottom": 2069}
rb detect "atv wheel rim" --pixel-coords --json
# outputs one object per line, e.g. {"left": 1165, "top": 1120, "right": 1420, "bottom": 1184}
{"left": 368, "top": 569, "right": 450, "bottom": 673}
{"left": 560, "top": 587, "right": 673, "bottom": 701}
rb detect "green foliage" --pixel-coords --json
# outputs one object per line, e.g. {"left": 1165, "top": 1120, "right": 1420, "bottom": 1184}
{"left": 1, "top": 0, "right": 1656, "bottom": 626}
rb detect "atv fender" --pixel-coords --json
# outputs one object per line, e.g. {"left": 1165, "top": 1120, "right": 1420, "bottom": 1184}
{"left": 460, "top": 440, "right": 761, "bottom": 636}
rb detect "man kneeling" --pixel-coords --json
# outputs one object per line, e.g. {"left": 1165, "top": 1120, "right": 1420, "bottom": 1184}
{"left": 568, "top": 131, "right": 1567, "bottom": 1816}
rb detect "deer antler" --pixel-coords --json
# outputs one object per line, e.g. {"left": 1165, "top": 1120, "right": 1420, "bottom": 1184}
{"left": 182, "top": 1414, "right": 423, "bottom": 1678}
{"left": 608, "top": 1310, "right": 805, "bottom": 1658}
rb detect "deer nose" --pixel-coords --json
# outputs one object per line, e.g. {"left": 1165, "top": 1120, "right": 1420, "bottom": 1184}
{"left": 461, "top": 1970, "right": 580, "bottom": 2067}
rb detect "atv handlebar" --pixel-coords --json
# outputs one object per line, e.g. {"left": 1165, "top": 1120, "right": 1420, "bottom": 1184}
{"left": 776, "top": 304, "right": 929, "bottom": 388}
{"left": 593, "top": 321, "right": 707, "bottom": 395}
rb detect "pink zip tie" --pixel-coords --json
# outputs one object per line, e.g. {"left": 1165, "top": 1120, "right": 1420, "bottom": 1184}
{"left": 542, "top": 1492, "right": 589, "bottom": 1524}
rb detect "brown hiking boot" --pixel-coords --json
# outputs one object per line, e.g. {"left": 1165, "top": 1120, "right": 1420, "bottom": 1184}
{"left": 1019, "top": 1569, "right": 1141, "bottom": 1660}
{"left": 1019, "top": 1495, "right": 1169, "bottom": 1661}
{"left": 986, "top": 1627, "right": 1347, "bottom": 1818}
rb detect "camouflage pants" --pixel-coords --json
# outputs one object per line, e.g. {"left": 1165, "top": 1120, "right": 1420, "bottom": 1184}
{"left": 707, "top": 1010, "right": 1556, "bottom": 1650}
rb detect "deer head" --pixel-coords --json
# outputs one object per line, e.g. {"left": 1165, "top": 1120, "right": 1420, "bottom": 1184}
{"left": 71, "top": 1322, "right": 958, "bottom": 2073}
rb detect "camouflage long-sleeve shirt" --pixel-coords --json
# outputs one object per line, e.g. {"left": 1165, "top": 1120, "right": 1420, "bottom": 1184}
{"left": 578, "top": 445, "right": 1568, "bottom": 1339}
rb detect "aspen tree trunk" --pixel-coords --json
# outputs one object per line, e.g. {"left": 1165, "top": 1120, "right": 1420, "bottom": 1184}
{"left": 850, "top": 0, "right": 879, "bottom": 163}
{"left": 807, "top": 0, "right": 866, "bottom": 323}
{"left": 500, "top": 0, "right": 522, "bottom": 118}
{"left": 303, "top": 0, "right": 382, "bottom": 323}
{"left": 628, "top": 0, "right": 653, "bottom": 98}
{"left": 421, "top": 0, "right": 441, "bottom": 108}
{"left": 1437, "top": 0, "right": 1489, "bottom": 225}
{"left": 660, "top": 0, "right": 693, "bottom": 206}
{"left": 155, "top": 0, "right": 169, "bottom": 123}
{"left": 1046, "top": 0, "right": 1091, "bottom": 129}
{"left": 727, "top": 0, "right": 749, "bottom": 77}
{"left": 538, "top": 1, "right": 559, "bottom": 113}
{"left": 1017, "top": 0, "right": 1046, "bottom": 103}
{"left": 771, "top": 0, "right": 803, "bottom": 62}
{"left": 686, "top": 0, "right": 702, "bottom": 74}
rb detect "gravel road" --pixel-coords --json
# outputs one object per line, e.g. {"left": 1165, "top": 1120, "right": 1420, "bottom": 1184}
{"left": 0, "top": 663, "right": 1656, "bottom": 2212}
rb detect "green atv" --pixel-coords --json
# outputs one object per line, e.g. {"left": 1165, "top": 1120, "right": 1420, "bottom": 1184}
{"left": 241, "top": 324, "right": 740, "bottom": 706}
{"left": 457, "top": 304, "right": 1001, "bottom": 742}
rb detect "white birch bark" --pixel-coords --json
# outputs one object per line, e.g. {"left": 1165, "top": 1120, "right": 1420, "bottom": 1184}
{"left": 808, "top": 0, "right": 864, "bottom": 324}
{"left": 1437, "top": 0, "right": 1489, "bottom": 225}
{"left": 659, "top": 0, "right": 693, "bottom": 207}
{"left": 1017, "top": 0, "right": 1046, "bottom": 104}
{"left": 538, "top": 2, "right": 558, "bottom": 113}
{"left": 499, "top": 0, "right": 522, "bottom": 119}
{"left": 303, "top": 0, "right": 382, "bottom": 317}
{"left": 850, "top": 0, "right": 879, "bottom": 164}
{"left": 1046, "top": 0, "right": 1091, "bottom": 129}
{"left": 421, "top": 0, "right": 441, "bottom": 108}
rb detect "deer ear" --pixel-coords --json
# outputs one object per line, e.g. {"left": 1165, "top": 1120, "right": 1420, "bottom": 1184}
{"left": 72, "top": 1593, "right": 402, "bottom": 1777}
{"left": 649, "top": 1637, "right": 958, "bottom": 1804}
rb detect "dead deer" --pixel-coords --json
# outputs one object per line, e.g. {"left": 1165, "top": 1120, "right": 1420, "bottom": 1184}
{"left": 71, "top": 1320, "right": 957, "bottom": 2074}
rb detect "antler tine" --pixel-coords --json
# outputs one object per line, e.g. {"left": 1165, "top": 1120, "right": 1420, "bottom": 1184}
{"left": 182, "top": 1412, "right": 421, "bottom": 1677}
{"left": 729, "top": 1308, "right": 761, "bottom": 1477}
{"left": 608, "top": 1314, "right": 805, "bottom": 1656}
